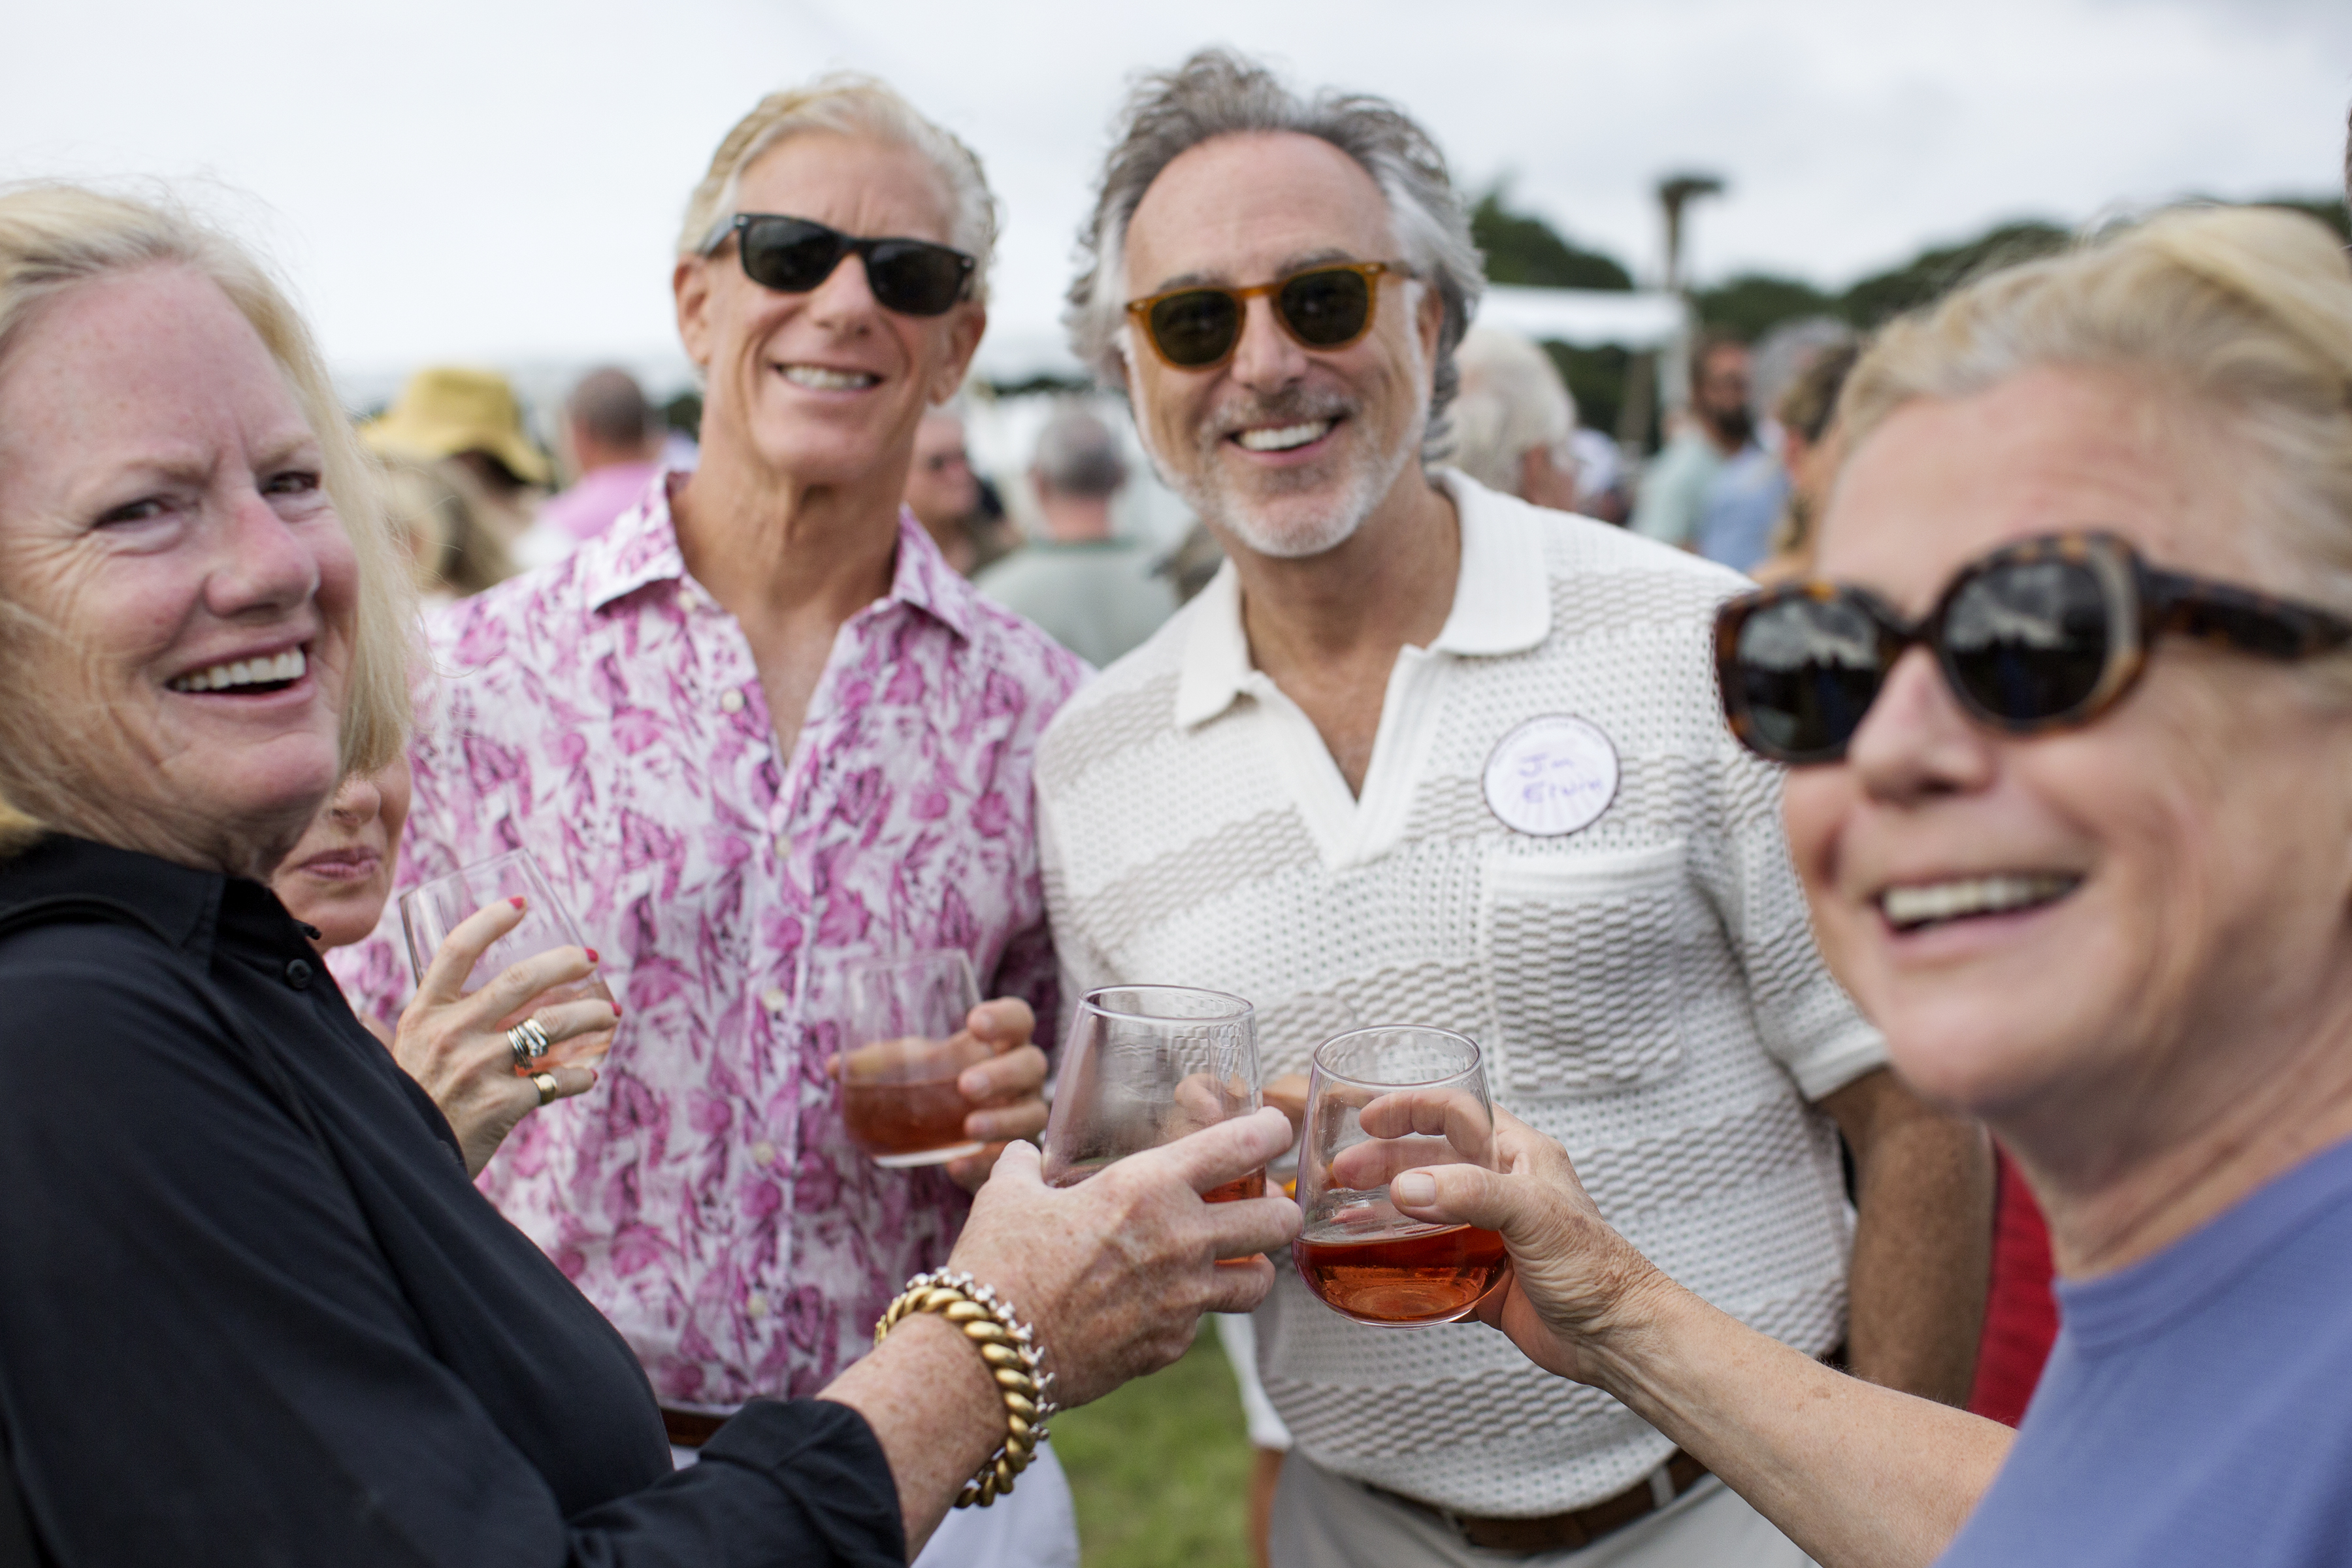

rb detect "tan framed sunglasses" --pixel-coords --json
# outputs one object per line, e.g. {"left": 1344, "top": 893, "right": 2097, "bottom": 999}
{"left": 1125, "top": 261, "right": 1401, "bottom": 369}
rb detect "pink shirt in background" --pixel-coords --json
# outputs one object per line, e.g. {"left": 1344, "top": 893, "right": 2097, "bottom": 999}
{"left": 540, "top": 460, "right": 663, "bottom": 546}
{"left": 334, "top": 472, "right": 1085, "bottom": 1408}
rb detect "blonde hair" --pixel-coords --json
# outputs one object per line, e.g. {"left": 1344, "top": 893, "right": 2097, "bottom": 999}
{"left": 0, "top": 184, "right": 414, "bottom": 853}
{"left": 1840, "top": 206, "right": 2352, "bottom": 606}
{"left": 677, "top": 74, "right": 998, "bottom": 305}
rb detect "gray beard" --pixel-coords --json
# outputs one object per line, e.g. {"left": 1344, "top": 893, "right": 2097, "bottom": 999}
{"left": 1144, "top": 388, "right": 1426, "bottom": 562}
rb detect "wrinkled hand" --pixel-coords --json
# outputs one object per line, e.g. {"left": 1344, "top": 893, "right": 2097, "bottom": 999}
{"left": 948, "top": 1106, "right": 1300, "bottom": 1408}
{"left": 1386, "top": 1106, "right": 1676, "bottom": 1386}
{"left": 942, "top": 997, "right": 1051, "bottom": 1192}
{"left": 395, "top": 897, "right": 610, "bottom": 1177}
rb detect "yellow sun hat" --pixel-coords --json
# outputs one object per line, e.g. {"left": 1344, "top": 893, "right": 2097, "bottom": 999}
{"left": 361, "top": 366, "right": 551, "bottom": 487}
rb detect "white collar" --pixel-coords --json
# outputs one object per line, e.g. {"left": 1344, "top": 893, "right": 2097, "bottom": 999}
{"left": 1172, "top": 468, "right": 1552, "bottom": 729}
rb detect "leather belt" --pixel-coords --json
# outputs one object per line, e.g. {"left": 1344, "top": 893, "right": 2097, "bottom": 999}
{"left": 661, "top": 1405, "right": 730, "bottom": 1448}
{"left": 1371, "top": 1450, "right": 1710, "bottom": 1556}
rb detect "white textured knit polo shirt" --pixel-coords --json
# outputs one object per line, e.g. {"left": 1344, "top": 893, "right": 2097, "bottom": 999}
{"left": 1035, "top": 470, "right": 1885, "bottom": 1518}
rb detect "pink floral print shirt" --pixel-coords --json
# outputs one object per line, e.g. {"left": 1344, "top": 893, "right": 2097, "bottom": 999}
{"left": 334, "top": 473, "right": 1085, "bottom": 1407}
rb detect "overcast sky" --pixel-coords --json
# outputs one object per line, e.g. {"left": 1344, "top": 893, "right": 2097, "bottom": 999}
{"left": 5, "top": 0, "right": 2347, "bottom": 382}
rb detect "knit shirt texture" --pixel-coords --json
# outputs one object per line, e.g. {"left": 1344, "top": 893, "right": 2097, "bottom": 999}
{"left": 1035, "top": 471, "right": 1885, "bottom": 1516}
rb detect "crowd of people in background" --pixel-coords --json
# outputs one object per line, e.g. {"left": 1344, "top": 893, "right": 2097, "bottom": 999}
{"left": 2, "top": 36, "right": 2350, "bottom": 1568}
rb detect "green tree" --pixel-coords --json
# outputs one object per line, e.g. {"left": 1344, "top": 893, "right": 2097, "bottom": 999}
{"left": 1835, "top": 220, "right": 2071, "bottom": 328}
{"left": 1692, "top": 273, "right": 1837, "bottom": 341}
{"left": 1470, "top": 187, "right": 1635, "bottom": 291}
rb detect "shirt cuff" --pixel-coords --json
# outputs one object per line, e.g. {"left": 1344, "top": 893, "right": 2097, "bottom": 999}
{"left": 700, "top": 1397, "right": 905, "bottom": 1567}
{"left": 1789, "top": 1022, "right": 1891, "bottom": 1104}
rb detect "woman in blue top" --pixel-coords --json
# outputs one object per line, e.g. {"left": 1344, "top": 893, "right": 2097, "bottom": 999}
{"left": 1391, "top": 203, "right": 2352, "bottom": 1568}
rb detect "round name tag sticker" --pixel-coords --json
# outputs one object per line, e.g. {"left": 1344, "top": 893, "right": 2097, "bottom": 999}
{"left": 1482, "top": 715, "right": 1620, "bottom": 838}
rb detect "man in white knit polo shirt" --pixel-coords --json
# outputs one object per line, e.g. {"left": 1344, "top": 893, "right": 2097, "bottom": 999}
{"left": 1041, "top": 50, "right": 1993, "bottom": 1568}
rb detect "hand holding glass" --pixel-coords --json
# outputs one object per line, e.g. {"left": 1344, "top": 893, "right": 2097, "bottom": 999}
{"left": 1041, "top": 986, "right": 1264, "bottom": 1201}
{"left": 399, "top": 848, "right": 615, "bottom": 1068}
{"left": 838, "top": 950, "right": 991, "bottom": 1167}
{"left": 1294, "top": 1027, "right": 1511, "bottom": 1326}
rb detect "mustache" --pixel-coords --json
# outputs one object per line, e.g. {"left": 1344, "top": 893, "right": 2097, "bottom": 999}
{"left": 1199, "top": 386, "right": 1358, "bottom": 444}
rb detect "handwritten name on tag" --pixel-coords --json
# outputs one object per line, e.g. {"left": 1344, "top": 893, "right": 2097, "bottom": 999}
{"left": 1482, "top": 715, "right": 1620, "bottom": 837}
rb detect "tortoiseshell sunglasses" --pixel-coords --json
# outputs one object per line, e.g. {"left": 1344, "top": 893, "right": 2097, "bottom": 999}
{"left": 1714, "top": 531, "right": 2352, "bottom": 765}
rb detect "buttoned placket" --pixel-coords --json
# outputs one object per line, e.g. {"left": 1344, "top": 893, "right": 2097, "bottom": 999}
{"left": 680, "top": 582, "right": 812, "bottom": 1252}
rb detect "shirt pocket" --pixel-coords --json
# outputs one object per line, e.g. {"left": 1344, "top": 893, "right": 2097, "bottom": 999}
{"left": 1482, "top": 840, "right": 1691, "bottom": 1098}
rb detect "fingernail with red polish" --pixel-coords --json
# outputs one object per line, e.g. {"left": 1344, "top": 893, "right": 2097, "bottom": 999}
{"left": 509, "top": 896, "right": 526, "bottom": 909}
{"left": 585, "top": 948, "right": 600, "bottom": 964}
{"left": 611, "top": 1004, "right": 624, "bottom": 1019}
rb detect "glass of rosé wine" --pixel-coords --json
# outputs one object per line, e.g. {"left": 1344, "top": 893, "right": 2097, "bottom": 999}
{"left": 1294, "top": 1027, "right": 1511, "bottom": 1327}
{"left": 1041, "top": 985, "right": 1263, "bottom": 1201}
{"left": 399, "top": 847, "right": 615, "bottom": 1069}
{"left": 838, "top": 949, "right": 990, "bottom": 1168}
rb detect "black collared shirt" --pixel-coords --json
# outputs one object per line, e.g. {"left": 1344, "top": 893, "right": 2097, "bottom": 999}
{"left": 0, "top": 836, "right": 900, "bottom": 1565}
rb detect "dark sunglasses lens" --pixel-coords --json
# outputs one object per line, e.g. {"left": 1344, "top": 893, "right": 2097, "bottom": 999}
{"left": 866, "top": 241, "right": 969, "bottom": 316}
{"left": 1943, "top": 559, "right": 2110, "bottom": 724}
{"left": 1731, "top": 595, "right": 1888, "bottom": 760}
{"left": 1147, "top": 289, "right": 1243, "bottom": 367}
{"left": 739, "top": 220, "right": 845, "bottom": 292}
{"left": 1277, "top": 269, "right": 1373, "bottom": 347}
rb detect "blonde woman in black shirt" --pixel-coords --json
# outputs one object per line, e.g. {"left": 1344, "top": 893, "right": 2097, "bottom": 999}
{"left": 0, "top": 183, "right": 1296, "bottom": 1567}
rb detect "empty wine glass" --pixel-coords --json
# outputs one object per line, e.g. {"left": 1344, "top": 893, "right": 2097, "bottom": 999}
{"left": 1041, "top": 985, "right": 1262, "bottom": 1200}
{"left": 838, "top": 949, "right": 990, "bottom": 1168}
{"left": 399, "top": 847, "right": 615, "bottom": 1067}
{"left": 1294, "top": 1026, "right": 1511, "bottom": 1326}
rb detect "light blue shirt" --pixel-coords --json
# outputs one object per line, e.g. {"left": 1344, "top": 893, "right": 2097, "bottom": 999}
{"left": 1938, "top": 1134, "right": 2352, "bottom": 1566}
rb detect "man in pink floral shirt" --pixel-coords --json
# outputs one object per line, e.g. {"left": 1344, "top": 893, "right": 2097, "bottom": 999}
{"left": 334, "top": 89, "right": 1096, "bottom": 1567}
{"left": 340, "top": 472, "right": 1081, "bottom": 1403}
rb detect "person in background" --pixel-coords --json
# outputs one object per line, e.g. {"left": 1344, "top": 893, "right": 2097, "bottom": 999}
{"left": 1447, "top": 326, "right": 1583, "bottom": 512}
{"left": 271, "top": 751, "right": 604, "bottom": 1171}
{"left": 380, "top": 455, "right": 515, "bottom": 602}
{"left": 1395, "top": 202, "right": 2352, "bottom": 1568}
{"left": 1567, "top": 427, "right": 1631, "bottom": 525}
{"left": 1046, "top": 48, "right": 1991, "bottom": 1568}
{"left": 975, "top": 407, "right": 1176, "bottom": 666}
{"left": 1631, "top": 332, "right": 1754, "bottom": 549}
{"left": 363, "top": 364, "right": 551, "bottom": 549}
{"left": 1752, "top": 340, "right": 1859, "bottom": 586}
{"left": 337, "top": 74, "right": 1091, "bottom": 1568}
{"left": 514, "top": 366, "right": 668, "bottom": 568}
{"left": 905, "top": 404, "right": 988, "bottom": 574}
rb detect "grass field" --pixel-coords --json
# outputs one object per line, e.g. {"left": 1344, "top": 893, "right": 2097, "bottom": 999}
{"left": 1050, "top": 1326, "right": 1256, "bottom": 1568}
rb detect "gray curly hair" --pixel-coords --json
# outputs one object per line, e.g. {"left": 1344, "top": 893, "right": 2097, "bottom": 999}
{"left": 1065, "top": 49, "right": 1484, "bottom": 454}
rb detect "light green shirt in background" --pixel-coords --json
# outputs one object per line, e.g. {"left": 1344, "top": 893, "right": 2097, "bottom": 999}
{"left": 975, "top": 539, "right": 1179, "bottom": 670}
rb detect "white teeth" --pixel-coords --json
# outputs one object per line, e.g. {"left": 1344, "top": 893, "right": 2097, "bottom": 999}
{"left": 169, "top": 647, "right": 305, "bottom": 694}
{"left": 781, "top": 365, "right": 879, "bottom": 391}
{"left": 1236, "top": 419, "right": 1334, "bottom": 452}
{"left": 1880, "top": 874, "right": 2078, "bottom": 931}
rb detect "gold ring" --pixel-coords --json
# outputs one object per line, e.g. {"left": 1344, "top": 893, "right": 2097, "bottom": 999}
{"left": 532, "top": 1071, "right": 560, "bottom": 1107}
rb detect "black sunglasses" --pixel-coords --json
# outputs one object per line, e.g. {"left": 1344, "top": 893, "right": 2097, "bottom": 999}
{"left": 1714, "top": 531, "right": 2352, "bottom": 765}
{"left": 1124, "top": 261, "right": 1400, "bottom": 370}
{"left": 705, "top": 213, "right": 974, "bottom": 318}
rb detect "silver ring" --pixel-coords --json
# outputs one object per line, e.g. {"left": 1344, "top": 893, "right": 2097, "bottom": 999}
{"left": 532, "top": 1071, "right": 560, "bottom": 1107}
{"left": 506, "top": 1017, "right": 552, "bottom": 1068}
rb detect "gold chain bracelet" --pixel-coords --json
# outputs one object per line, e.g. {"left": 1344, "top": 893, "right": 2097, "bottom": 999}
{"left": 875, "top": 1268, "right": 1057, "bottom": 1508}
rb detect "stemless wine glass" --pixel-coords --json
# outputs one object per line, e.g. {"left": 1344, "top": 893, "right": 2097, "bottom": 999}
{"left": 838, "top": 949, "right": 989, "bottom": 1168}
{"left": 399, "top": 847, "right": 615, "bottom": 1067}
{"left": 1041, "top": 985, "right": 1262, "bottom": 1200}
{"left": 1294, "top": 1026, "right": 1511, "bottom": 1327}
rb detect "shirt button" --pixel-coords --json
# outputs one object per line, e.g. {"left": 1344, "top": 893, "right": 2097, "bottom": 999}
{"left": 751, "top": 1140, "right": 778, "bottom": 1167}
{"left": 745, "top": 1291, "right": 770, "bottom": 1319}
{"left": 760, "top": 987, "right": 788, "bottom": 1013}
{"left": 284, "top": 958, "right": 314, "bottom": 990}
{"left": 719, "top": 689, "right": 745, "bottom": 713}
{"left": 772, "top": 833, "right": 789, "bottom": 858}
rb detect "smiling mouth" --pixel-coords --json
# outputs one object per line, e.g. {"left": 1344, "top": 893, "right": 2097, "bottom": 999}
{"left": 1233, "top": 418, "right": 1336, "bottom": 453}
{"left": 167, "top": 647, "right": 306, "bottom": 695}
{"left": 779, "top": 364, "right": 879, "bottom": 391}
{"left": 1878, "top": 873, "right": 2081, "bottom": 933}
